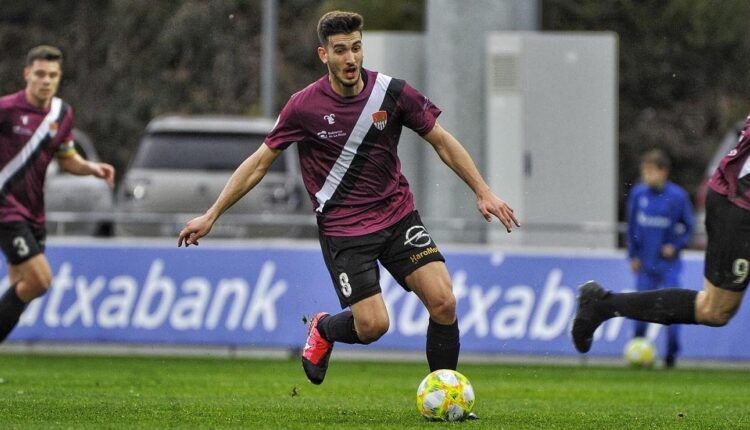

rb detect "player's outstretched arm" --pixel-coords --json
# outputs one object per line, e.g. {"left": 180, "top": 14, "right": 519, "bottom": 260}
{"left": 423, "top": 122, "right": 520, "bottom": 233}
{"left": 178, "top": 143, "right": 282, "bottom": 247}
{"left": 57, "top": 152, "right": 115, "bottom": 188}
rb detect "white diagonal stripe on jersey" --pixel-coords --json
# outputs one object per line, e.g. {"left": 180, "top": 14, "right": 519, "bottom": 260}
{"left": 314, "top": 73, "right": 392, "bottom": 213}
{"left": 0, "top": 97, "right": 62, "bottom": 193}
{"left": 740, "top": 155, "right": 750, "bottom": 179}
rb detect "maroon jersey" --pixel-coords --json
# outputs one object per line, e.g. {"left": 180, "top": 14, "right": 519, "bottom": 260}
{"left": 0, "top": 90, "right": 75, "bottom": 228}
{"left": 709, "top": 113, "right": 750, "bottom": 212}
{"left": 265, "top": 69, "right": 441, "bottom": 236}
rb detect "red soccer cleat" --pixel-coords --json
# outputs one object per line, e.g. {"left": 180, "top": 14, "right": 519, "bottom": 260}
{"left": 301, "top": 312, "right": 333, "bottom": 385}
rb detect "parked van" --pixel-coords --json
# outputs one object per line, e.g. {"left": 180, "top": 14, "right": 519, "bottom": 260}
{"left": 114, "top": 115, "right": 313, "bottom": 238}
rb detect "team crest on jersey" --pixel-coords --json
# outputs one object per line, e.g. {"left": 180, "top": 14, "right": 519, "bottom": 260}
{"left": 372, "top": 110, "right": 387, "bottom": 131}
{"left": 48, "top": 121, "right": 58, "bottom": 138}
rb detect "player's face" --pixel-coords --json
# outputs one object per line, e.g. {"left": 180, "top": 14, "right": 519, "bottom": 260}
{"left": 640, "top": 162, "right": 668, "bottom": 188}
{"left": 318, "top": 32, "right": 364, "bottom": 96}
{"left": 24, "top": 60, "right": 62, "bottom": 108}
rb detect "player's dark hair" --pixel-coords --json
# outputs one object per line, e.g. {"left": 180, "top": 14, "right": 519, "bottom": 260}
{"left": 640, "top": 148, "right": 671, "bottom": 170}
{"left": 317, "top": 11, "right": 363, "bottom": 46}
{"left": 26, "top": 45, "right": 63, "bottom": 66}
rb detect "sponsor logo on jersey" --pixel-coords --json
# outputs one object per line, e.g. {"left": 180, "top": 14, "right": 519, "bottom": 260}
{"left": 372, "top": 110, "right": 387, "bottom": 131}
{"left": 404, "top": 225, "right": 432, "bottom": 248}
{"left": 12, "top": 125, "right": 33, "bottom": 136}
{"left": 636, "top": 212, "right": 671, "bottom": 228}
{"left": 317, "top": 130, "right": 347, "bottom": 140}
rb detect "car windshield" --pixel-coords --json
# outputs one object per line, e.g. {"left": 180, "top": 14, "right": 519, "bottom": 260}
{"left": 132, "top": 132, "right": 283, "bottom": 171}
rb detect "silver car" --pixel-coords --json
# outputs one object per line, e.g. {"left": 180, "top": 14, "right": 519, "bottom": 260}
{"left": 114, "top": 115, "right": 313, "bottom": 238}
{"left": 45, "top": 129, "right": 114, "bottom": 236}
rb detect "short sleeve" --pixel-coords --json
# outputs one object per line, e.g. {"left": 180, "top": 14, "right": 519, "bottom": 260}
{"left": 264, "top": 94, "right": 306, "bottom": 150}
{"left": 398, "top": 82, "right": 441, "bottom": 136}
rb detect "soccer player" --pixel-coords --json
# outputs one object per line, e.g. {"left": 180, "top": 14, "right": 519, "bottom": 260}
{"left": 178, "top": 11, "right": 520, "bottom": 385}
{"left": 572, "top": 116, "right": 750, "bottom": 355}
{"left": 626, "top": 149, "right": 694, "bottom": 367}
{"left": 0, "top": 45, "right": 115, "bottom": 342}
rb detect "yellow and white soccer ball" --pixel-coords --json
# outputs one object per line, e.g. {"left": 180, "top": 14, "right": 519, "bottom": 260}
{"left": 416, "top": 369, "right": 475, "bottom": 421}
{"left": 624, "top": 337, "right": 657, "bottom": 367}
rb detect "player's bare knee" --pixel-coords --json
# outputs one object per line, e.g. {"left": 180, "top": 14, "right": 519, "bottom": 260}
{"left": 428, "top": 293, "right": 456, "bottom": 323}
{"left": 696, "top": 301, "right": 735, "bottom": 326}
{"left": 695, "top": 291, "right": 739, "bottom": 327}
{"left": 25, "top": 272, "right": 52, "bottom": 297}
{"left": 356, "top": 318, "right": 389, "bottom": 344}
{"left": 700, "top": 309, "right": 734, "bottom": 327}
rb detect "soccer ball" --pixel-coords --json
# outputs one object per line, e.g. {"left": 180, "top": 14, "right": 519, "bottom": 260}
{"left": 416, "top": 369, "right": 475, "bottom": 421}
{"left": 624, "top": 337, "right": 656, "bottom": 367}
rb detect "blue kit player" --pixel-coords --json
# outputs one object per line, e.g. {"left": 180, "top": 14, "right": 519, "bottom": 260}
{"left": 626, "top": 149, "right": 694, "bottom": 367}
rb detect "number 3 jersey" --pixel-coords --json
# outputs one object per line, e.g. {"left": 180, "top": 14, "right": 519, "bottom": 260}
{"left": 264, "top": 69, "right": 441, "bottom": 236}
{"left": 0, "top": 91, "right": 75, "bottom": 228}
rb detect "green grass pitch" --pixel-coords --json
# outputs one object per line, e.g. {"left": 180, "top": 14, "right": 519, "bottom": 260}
{"left": 1, "top": 353, "right": 749, "bottom": 429}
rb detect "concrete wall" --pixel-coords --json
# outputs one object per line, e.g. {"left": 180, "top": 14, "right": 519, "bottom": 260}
{"left": 364, "top": 4, "right": 618, "bottom": 249}
{"left": 424, "top": 0, "right": 540, "bottom": 242}
{"left": 485, "top": 32, "right": 618, "bottom": 248}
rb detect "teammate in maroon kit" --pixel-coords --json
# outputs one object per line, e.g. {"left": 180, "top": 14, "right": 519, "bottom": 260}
{"left": 572, "top": 114, "right": 750, "bottom": 354}
{"left": 0, "top": 45, "right": 115, "bottom": 342}
{"left": 178, "top": 11, "right": 520, "bottom": 385}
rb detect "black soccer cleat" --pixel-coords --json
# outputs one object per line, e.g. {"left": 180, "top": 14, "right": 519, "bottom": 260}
{"left": 665, "top": 355, "right": 676, "bottom": 369}
{"left": 571, "top": 281, "right": 610, "bottom": 353}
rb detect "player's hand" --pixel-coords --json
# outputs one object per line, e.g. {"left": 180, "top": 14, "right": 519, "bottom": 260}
{"left": 661, "top": 244, "right": 676, "bottom": 259}
{"left": 476, "top": 189, "right": 521, "bottom": 233}
{"left": 630, "top": 258, "right": 641, "bottom": 273}
{"left": 92, "top": 162, "right": 115, "bottom": 188}
{"left": 178, "top": 213, "right": 215, "bottom": 247}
